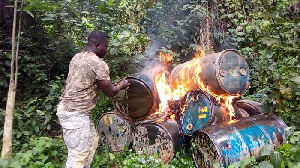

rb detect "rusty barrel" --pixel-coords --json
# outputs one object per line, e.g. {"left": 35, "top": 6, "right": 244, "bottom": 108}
{"left": 170, "top": 49, "right": 249, "bottom": 96}
{"left": 112, "top": 73, "right": 158, "bottom": 122}
{"left": 236, "top": 99, "right": 270, "bottom": 117}
{"left": 182, "top": 91, "right": 229, "bottom": 135}
{"left": 192, "top": 113, "right": 287, "bottom": 168}
{"left": 181, "top": 91, "right": 246, "bottom": 135}
{"left": 97, "top": 112, "right": 132, "bottom": 152}
{"left": 133, "top": 119, "right": 181, "bottom": 164}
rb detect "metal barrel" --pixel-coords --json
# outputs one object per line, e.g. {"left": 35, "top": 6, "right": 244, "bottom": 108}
{"left": 181, "top": 91, "right": 228, "bottom": 135}
{"left": 181, "top": 91, "right": 246, "bottom": 135}
{"left": 112, "top": 73, "right": 159, "bottom": 122}
{"left": 192, "top": 113, "right": 287, "bottom": 168}
{"left": 133, "top": 119, "right": 181, "bottom": 164}
{"left": 97, "top": 112, "right": 132, "bottom": 152}
{"left": 170, "top": 49, "right": 249, "bottom": 96}
{"left": 236, "top": 99, "right": 270, "bottom": 116}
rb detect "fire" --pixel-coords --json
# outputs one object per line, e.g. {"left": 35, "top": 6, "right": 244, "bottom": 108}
{"left": 170, "top": 114, "right": 176, "bottom": 121}
{"left": 154, "top": 49, "right": 237, "bottom": 120}
{"left": 194, "top": 47, "right": 205, "bottom": 59}
{"left": 159, "top": 52, "right": 173, "bottom": 67}
{"left": 154, "top": 71, "right": 172, "bottom": 113}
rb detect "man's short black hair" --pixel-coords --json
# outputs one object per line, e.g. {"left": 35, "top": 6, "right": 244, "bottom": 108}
{"left": 88, "top": 30, "right": 109, "bottom": 44}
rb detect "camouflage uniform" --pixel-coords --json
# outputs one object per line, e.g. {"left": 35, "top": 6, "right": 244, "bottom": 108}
{"left": 57, "top": 51, "right": 110, "bottom": 168}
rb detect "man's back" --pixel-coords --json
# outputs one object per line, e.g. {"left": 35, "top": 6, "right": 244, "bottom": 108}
{"left": 59, "top": 51, "right": 110, "bottom": 114}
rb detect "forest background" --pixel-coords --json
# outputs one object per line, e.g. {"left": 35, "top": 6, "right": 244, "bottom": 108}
{"left": 0, "top": 0, "right": 299, "bottom": 167}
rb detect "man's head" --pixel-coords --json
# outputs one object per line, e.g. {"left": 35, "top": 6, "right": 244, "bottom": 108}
{"left": 87, "top": 31, "right": 109, "bottom": 58}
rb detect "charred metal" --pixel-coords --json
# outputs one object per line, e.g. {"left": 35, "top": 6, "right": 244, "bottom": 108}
{"left": 98, "top": 49, "right": 287, "bottom": 167}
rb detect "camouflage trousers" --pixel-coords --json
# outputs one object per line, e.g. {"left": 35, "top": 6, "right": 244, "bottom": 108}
{"left": 56, "top": 110, "right": 99, "bottom": 168}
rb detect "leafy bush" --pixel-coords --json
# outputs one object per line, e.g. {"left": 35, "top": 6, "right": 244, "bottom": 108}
{"left": 168, "top": 145, "right": 195, "bottom": 168}
{"left": 217, "top": 0, "right": 300, "bottom": 129}
{"left": 0, "top": 137, "right": 66, "bottom": 168}
{"left": 0, "top": 75, "right": 65, "bottom": 150}
{"left": 92, "top": 145, "right": 194, "bottom": 168}
{"left": 91, "top": 145, "right": 166, "bottom": 168}
{"left": 91, "top": 93, "right": 114, "bottom": 125}
{"left": 143, "top": 0, "right": 207, "bottom": 63}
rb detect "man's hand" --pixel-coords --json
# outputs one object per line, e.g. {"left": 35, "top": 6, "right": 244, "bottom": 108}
{"left": 97, "top": 78, "right": 130, "bottom": 97}
{"left": 116, "top": 79, "right": 130, "bottom": 90}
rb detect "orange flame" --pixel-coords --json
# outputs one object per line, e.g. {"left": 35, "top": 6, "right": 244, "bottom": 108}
{"left": 170, "top": 114, "right": 176, "bottom": 121}
{"left": 154, "top": 49, "right": 237, "bottom": 120}
{"left": 194, "top": 47, "right": 205, "bottom": 59}
{"left": 159, "top": 52, "right": 173, "bottom": 67}
{"left": 154, "top": 71, "right": 172, "bottom": 113}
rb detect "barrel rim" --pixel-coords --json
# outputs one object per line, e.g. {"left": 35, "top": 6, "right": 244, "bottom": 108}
{"left": 215, "top": 49, "right": 250, "bottom": 95}
{"left": 135, "top": 119, "right": 179, "bottom": 146}
{"left": 182, "top": 90, "right": 214, "bottom": 135}
{"left": 97, "top": 111, "right": 131, "bottom": 132}
{"left": 97, "top": 111, "right": 132, "bottom": 152}
{"left": 236, "top": 99, "right": 263, "bottom": 115}
{"left": 192, "top": 130, "right": 223, "bottom": 165}
{"left": 112, "top": 76, "right": 155, "bottom": 121}
{"left": 133, "top": 119, "right": 179, "bottom": 164}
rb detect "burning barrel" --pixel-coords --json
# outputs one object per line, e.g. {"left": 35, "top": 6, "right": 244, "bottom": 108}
{"left": 133, "top": 119, "right": 181, "bottom": 164}
{"left": 98, "top": 112, "right": 132, "bottom": 152}
{"left": 181, "top": 90, "right": 246, "bottom": 135}
{"left": 192, "top": 113, "right": 287, "bottom": 168}
{"left": 170, "top": 49, "right": 249, "bottom": 96}
{"left": 182, "top": 91, "right": 230, "bottom": 135}
{"left": 112, "top": 74, "right": 159, "bottom": 122}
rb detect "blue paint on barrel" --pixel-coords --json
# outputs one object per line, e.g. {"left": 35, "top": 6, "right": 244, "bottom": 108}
{"left": 220, "top": 124, "right": 278, "bottom": 165}
{"left": 182, "top": 92, "right": 211, "bottom": 135}
{"left": 192, "top": 113, "right": 287, "bottom": 167}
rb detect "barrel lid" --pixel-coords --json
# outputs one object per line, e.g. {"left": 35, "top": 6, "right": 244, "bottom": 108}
{"left": 182, "top": 91, "right": 212, "bottom": 135}
{"left": 133, "top": 119, "right": 178, "bottom": 164}
{"left": 216, "top": 50, "right": 249, "bottom": 95}
{"left": 113, "top": 74, "right": 155, "bottom": 121}
{"left": 98, "top": 112, "right": 131, "bottom": 152}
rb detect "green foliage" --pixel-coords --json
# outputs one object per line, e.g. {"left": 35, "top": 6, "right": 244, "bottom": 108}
{"left": 92, "top": 145, "right": 194, "bottom": 168}
{"left": 226, "top": 156, "right": 257, "bottom": 168}
{"left": 277, "top": 130, "right": 300, "bottom": 167}
{"left": 91, "top": 93, "right": 114, "bottom": 125}
{"left": 1, "top": 0, "right": 300, "bottom": 167}
{"left": 217, "top": 0, "right": 300, "bottom": 129}
{"left": 0, "top": 137, "right": 66, "bottom": 168}
{"left": 168, "top": 146, "right": 195, "bottom": 168}
{"left": 143, "top": 0, "right": 207, "bottom": 62}
{"left": 0, "top": 76, "right": 65, "bottom": 150}
{"left": 92, "top": 146, "right": 166, "bottom": 168}
{"left": 23, "top": 0, "right": 152, "bottom": 79}
{"left": 94, "top": 0, "right": 151, "bottom": 77}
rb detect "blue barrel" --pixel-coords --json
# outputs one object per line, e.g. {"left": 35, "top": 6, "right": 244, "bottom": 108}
{"left": 192, "top": 113, "right": 287, "bottom": 167}
{"left": 181, "top": 91, "right": 243, "bottom": 135}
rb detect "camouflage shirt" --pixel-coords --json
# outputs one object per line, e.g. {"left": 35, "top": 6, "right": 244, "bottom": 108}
{"left": 59, "top": 51, "right": 110, "bottom": 114}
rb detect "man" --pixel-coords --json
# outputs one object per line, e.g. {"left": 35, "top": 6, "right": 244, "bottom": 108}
{"left": 56, "top": 30, "right": 129, "bottom": 168}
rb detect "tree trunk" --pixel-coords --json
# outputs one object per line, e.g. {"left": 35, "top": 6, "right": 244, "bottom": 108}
{"left": 1, "top": 0, "right": 19, "bottom": 158}
{"left": 1, "top": 82, "right": 16, "bottom": 158}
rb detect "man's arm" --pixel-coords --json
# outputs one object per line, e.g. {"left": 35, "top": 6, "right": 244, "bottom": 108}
{"left": 97, "top": 79, "right": 129, "bottom": 97}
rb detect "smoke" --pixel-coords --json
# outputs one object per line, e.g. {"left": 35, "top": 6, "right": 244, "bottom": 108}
{"left": 137, "top": 1, "right": 202, "bottom": 76}
{"left": 138, "top": 40, "right": 164, "bottom": 78}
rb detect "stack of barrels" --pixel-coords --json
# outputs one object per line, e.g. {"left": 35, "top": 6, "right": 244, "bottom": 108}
{"left": 97, "top": 50, "right": 287, "bottom": 167}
